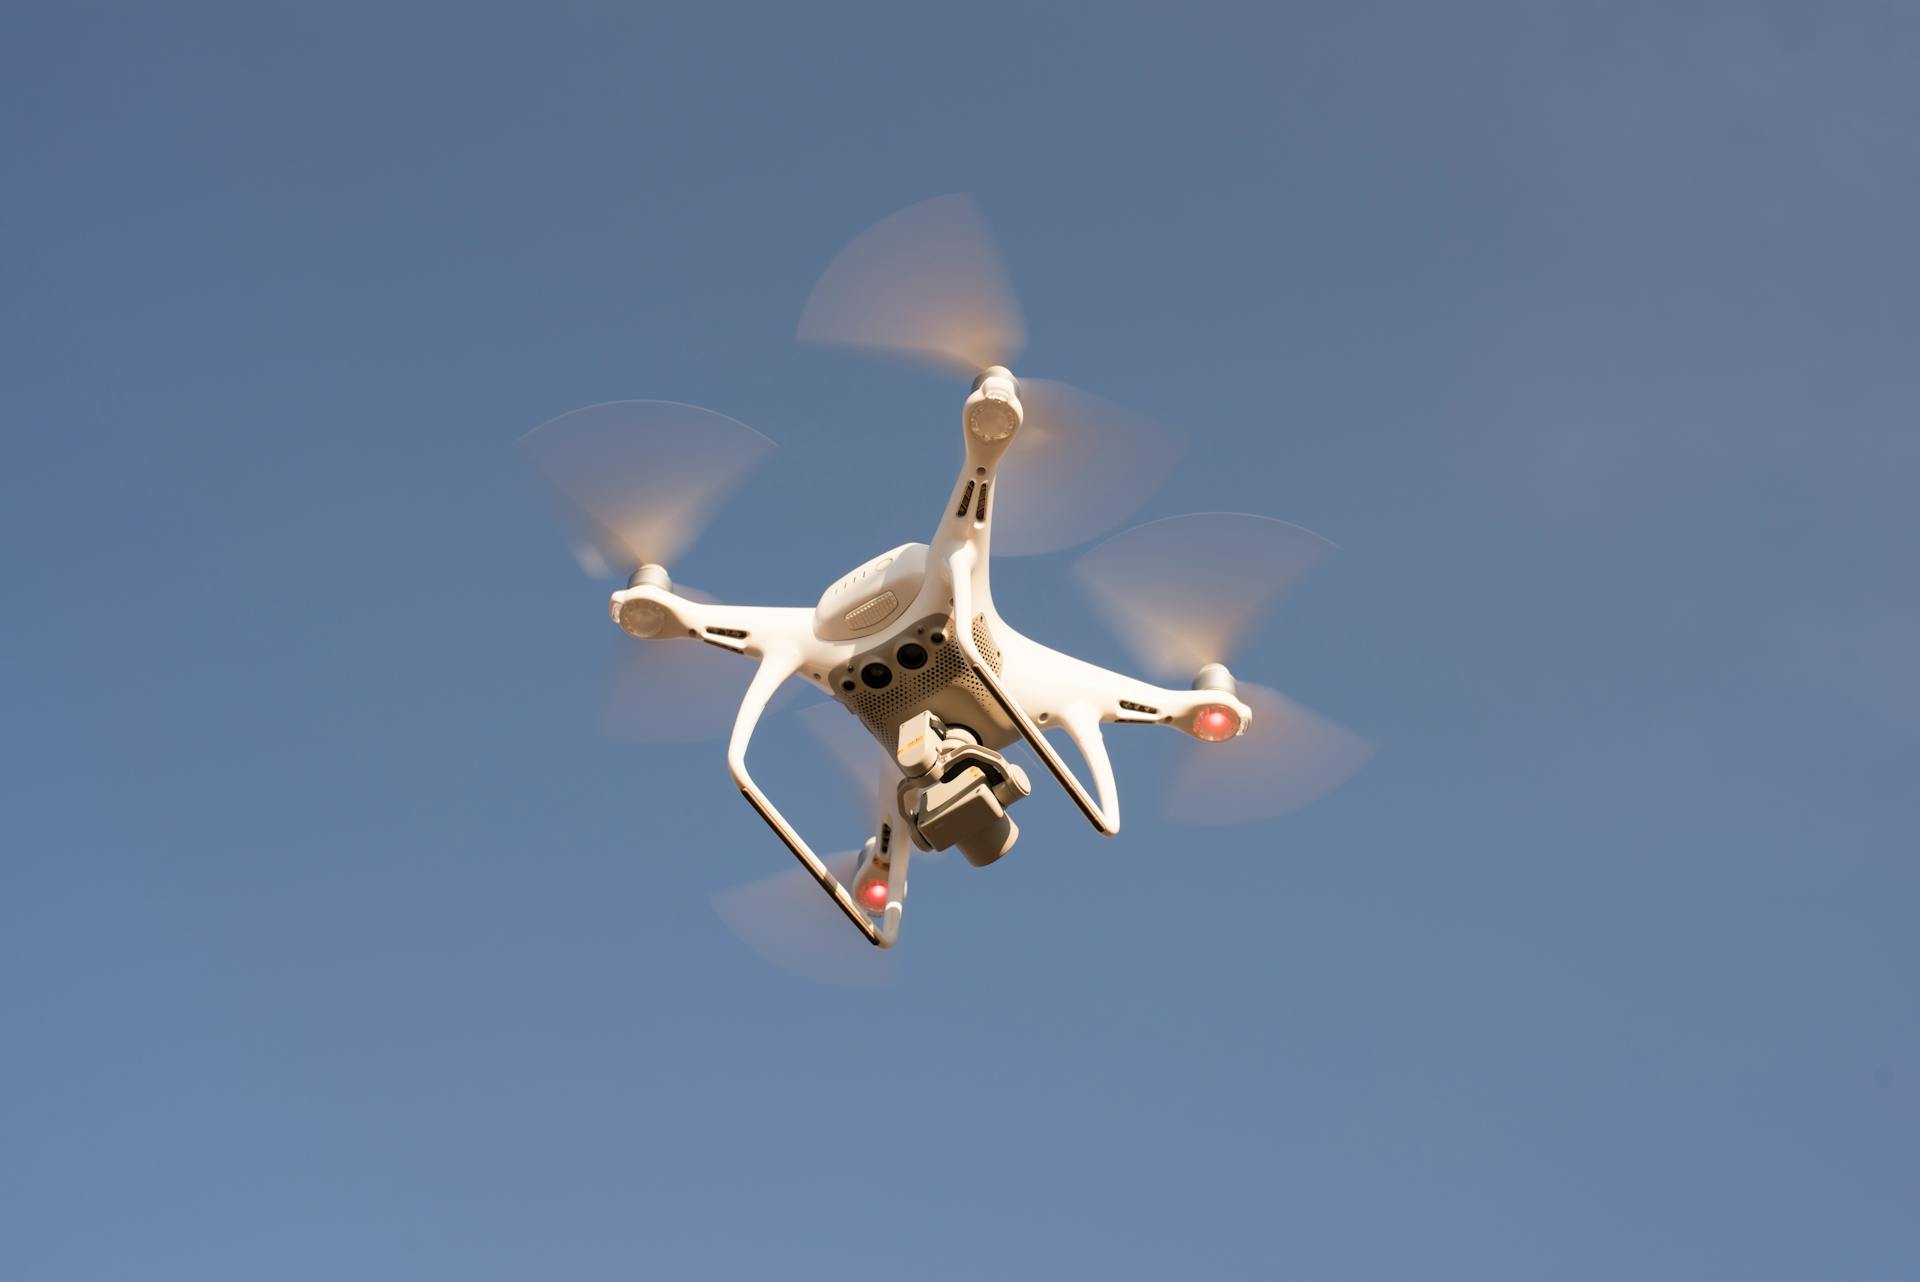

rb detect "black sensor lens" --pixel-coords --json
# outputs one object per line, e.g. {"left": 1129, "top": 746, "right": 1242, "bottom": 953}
{"left": 896, "top": 642, "right": 928, "bottom": 670}
{"left": 860, "top": 662, "right": 892, "bottom": 689}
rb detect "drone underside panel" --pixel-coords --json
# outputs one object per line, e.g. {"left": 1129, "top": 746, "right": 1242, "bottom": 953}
{"left": 831, "top": 611, "right": 1017, "bottom": 756}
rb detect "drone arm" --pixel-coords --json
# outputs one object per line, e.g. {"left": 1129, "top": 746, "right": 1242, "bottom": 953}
{"left": 997, "top": 628, "right": 1257, "bottom": 743}
{"left": 727, "top": 647, "right": 899, "bottom": 949}
{"left": 946, "top": 544, "right": 1121, "bottom": 836}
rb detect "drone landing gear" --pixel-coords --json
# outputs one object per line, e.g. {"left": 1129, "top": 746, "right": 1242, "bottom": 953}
{"left": 728, "top": 649, "right": 909, "bottom": 948}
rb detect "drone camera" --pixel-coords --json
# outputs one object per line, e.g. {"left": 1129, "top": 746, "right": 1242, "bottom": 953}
{"left": 894, "top": 712, "right": 1032, "bottom": 867}
{"left": 919, "top": 769, "right": 1021, "bottom": 867}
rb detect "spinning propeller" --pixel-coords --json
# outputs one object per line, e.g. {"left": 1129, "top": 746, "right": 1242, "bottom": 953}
{"left": 1073, "top": 514, "right": 1376, "bottom": 824}
{"left": 523, "top": 401, "right": 776, "bottom": 743}
{"left": 711, "top": 845, "right": 895, "bottom": 986}
{"left": 600, "top": 582, "right": 793, "bottom": 743}
{"left": 798, "top": 194, "right": 1182, "bottom": 555}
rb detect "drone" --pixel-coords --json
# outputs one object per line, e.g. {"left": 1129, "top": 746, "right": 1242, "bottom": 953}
{"left": 525, "top": 195, "right": 1372, "bottom": 960}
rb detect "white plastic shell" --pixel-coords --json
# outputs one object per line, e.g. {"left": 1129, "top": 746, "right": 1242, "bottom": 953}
{"left": 813, "top": 542, "right": 930, "bottom": 641}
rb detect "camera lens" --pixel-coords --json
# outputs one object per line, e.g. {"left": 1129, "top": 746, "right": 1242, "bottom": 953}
{"left": 860, "top": 662, "right": 892, "bottom": 689}
{"left": 895, "top": 642, "right": 928, "bottom": 670}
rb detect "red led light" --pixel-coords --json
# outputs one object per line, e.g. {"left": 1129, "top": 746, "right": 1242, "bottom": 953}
{"left": 863, "top": 880, "right": 889, "bottom": 908}
{"left": 1193, "top": 704, "right": 1239, "bottom": 742}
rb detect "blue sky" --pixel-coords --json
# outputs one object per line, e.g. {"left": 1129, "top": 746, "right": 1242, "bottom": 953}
{"left": 3, "top": 4, "right": 1916, "bottom": 1279}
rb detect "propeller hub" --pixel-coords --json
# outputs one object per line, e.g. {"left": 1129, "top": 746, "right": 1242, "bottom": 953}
{"left": 615, "top": 565, "right": 675, "bottom": 638}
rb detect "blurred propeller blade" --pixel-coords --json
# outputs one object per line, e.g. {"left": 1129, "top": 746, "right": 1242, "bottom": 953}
{"left": 993, "top": 378, "right": 1184, "bottom": 555}
{"left": 604, "top": 585, "right": 798, "bottom": 744}
{"left": 1072, "top": 513, "right": 1335, "bottom": 676}
{"left": 797, "top": 701, "right": 892, "bottom": 812}
{"left": 522, "top": 400, "right": 774, "bottom": 575}
{"left": 797, "top": 198, "right": 1178, "bottom": 551}
{"left": 1165, "top": 682, "right": 1374, "bottom": 825}
{"left": 605, "top": 640, "right": 751, "bottom": 745}
{"left": 711, "top": 849, "right": 895, "bottom": 985}
{"left": 797, "top": 194, "right": 1026, "bottom": 377}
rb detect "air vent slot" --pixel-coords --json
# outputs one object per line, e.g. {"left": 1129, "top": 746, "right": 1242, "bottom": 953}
{"left": 974, "top": 482, "right": 989, "bottom": 521}
{"left": 843, "top": 591, "right": 899, "bottom": 632}
{"left": 955, "top": 480, "right": 975, "bottom": 517}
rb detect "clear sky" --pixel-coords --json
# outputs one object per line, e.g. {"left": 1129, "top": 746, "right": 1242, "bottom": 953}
{"left": 4, "top": 4, "right": 1916, "bottom": 1279}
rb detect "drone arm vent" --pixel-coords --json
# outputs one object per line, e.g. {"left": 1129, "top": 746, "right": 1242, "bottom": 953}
{"left": 946, "top": 545, "right": 1121, "bottom": 836}
{"left": 728, "top": 648, "right": 898, "bottom": 948}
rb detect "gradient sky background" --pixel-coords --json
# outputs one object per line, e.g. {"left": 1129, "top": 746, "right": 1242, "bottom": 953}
{"left": 4, "top": 4, "right": 1917, "bottom": 1279}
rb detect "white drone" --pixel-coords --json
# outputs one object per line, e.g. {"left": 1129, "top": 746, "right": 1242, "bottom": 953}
{"left": 525, "top": 196, "right": 1372, "bottom": 960}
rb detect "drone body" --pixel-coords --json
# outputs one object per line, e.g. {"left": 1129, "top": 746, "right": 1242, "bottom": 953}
{"left": 526, "top": 197, "right": 1370, "bottom": 960}
{"left": 603, "top": 365, "right": 1253, "bottom": 946}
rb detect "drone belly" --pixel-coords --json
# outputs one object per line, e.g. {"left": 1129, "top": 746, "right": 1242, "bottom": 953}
{"left": 832, "top": 611, "right": 1018, "bottom": 755}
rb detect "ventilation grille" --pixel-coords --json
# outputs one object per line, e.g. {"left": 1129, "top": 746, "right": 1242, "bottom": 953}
{"left": 843, "top": 591, "right": 898, "bottom": 631}
{"left": 972, "top": 613, "right": 1001, "bottom": 671}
